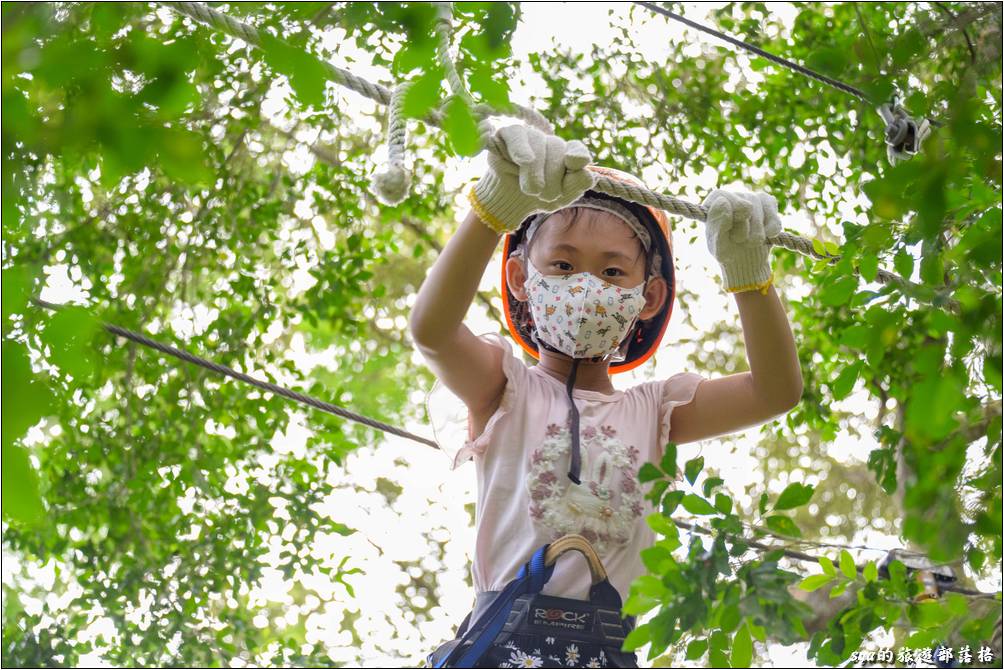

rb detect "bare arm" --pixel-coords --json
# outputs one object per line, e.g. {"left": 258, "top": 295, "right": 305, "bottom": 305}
{"left": 668, "top": 284, "right": 803, "bottom": 444}
{"left": 410, "top": 210, "right": 508, "bottom": 416}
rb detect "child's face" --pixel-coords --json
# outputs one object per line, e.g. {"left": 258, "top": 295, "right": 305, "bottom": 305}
{"left": 506, "top": 209, "right": 669, "bottom": 322}
{"left": 528, "top": 209, "right": 648, "bottom": 289}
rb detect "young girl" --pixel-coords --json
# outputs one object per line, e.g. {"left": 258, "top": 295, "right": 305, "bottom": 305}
{"left": 411, "top": 125, "right": 803, "bottom": 668}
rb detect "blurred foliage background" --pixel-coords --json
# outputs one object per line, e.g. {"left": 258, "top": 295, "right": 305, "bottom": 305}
{"left": 2, "top": 2, "right": 1001, "bottom": 667}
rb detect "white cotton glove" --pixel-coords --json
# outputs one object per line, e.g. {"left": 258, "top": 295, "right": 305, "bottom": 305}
{"left": 469, "top": 125, "right": 595, "bottom": 234}
{"left": 702, "top": 189, "right": 782, "bottom": 293}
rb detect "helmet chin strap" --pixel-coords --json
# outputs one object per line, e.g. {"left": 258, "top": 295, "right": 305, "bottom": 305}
{"left": 565, "top": 358, "right": 582, "bottom": 485}
{"left": 533, "top": 331, "right": 638, "bottom": 486}
{"left": 533, "top": 339, "right": 589, "bottom": 485}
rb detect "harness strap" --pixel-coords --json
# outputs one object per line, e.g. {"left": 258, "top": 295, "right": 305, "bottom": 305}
{"left": 435, "top": 546, "right": 554, "bottom": 668}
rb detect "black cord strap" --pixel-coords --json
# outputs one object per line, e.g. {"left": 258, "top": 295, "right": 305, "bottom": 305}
{"left": 32, "top": 300, "right": 440, "bottom": 450}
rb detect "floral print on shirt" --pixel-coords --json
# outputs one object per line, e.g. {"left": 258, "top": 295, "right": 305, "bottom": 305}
{"left": 526, "top": 421, "right": 644, "bottom": 554}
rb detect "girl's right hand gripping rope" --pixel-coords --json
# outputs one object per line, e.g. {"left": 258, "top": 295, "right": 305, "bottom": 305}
{"left": 469, "top": 125, "right": 595, "bottom": 235}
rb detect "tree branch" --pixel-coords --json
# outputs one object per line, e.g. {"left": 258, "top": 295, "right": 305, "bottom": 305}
{"left": 671, "top": 518, "right": 1000, "bottom": 598}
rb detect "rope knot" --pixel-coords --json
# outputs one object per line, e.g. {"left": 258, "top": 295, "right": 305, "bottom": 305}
{"left": 371, "top": 164, "right": 411, "bottom": 206}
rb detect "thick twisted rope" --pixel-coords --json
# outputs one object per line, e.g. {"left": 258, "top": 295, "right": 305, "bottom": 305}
{"left": 433, "top": 3, "right": 554, "bottom": 134}
{"left": 32, "top": 298, "right": 441, "bottom": 449}
{"left": 166, "top": 1, "right": 392, "bottom": 105}
{"left": 434, "top": 3, "right": 474, "bottom": 106}
{"left": 371, "top": 83, "right": 412, "bottom": 206}
{"left": 167, "top": 1, "right": 915, "bottom": 291}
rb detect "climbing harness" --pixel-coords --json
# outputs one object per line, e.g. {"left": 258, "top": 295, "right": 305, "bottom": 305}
{"left": 635, "top": 2, "right": 938, "bottom": 164}
{"left": 428, "top": 535, "right": 637, "bottom": 668}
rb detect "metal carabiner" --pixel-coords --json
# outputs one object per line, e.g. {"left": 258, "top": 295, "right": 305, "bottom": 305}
{"left": 876, "top": 97, "right": 932, "bottom": 164}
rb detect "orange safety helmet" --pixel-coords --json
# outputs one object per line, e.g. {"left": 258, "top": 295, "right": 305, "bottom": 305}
{"left": 500, "top": 166, "right": 676, "bottom": 374}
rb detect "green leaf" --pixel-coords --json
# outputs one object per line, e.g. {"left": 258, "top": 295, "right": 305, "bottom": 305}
{"left": 829, "top": 580, "right": 848, "bottom": 598}
{"left": 468, "top": 64, "right": 510, "bottom": 108}
{"left": 903, "top": 629, "right": 938, "bottom": 649}
{"left": 798, "top": 573, "right": 835, "bottom": 592}
{"left": 661, "top": 490, "right": 684, "bottom": 516}
{"left": 2, "top": 265, "right": 32, "bottom": 322}
{"left": 639, "top": 462, "right": 663, "bottom": 483}
{"left": 646, "top": 512, "right": 679, "bottom": 538}
{"left": 647, "top": 480, "right": 670, "bottom": 505}
{"left": 660, "top": 443, "right": 678, "bottom": 477}
{"left": 702, "top": 476, "right": 724, "bottom": 498}
{"left": 863, "top": 561, "right": 878, "bottom": 583}
{"left": 839, "top": 550, "right": 857, "bottom": 579}
{"left": 684, "top": 456, "right": 703, "bottom": 485}
{"left": 681, "top": 494, "right": 717, "bottom": 515}
{"left": 757, "top": 492, "right": 769, "bottom": 515}
{"left": 640, "top": 545, "right": 674, "bottom": 573}
{"left": 731, "top": 622, "right": 753, "bottom": 668}
{"left": 259, "top": 32, "right": 329, "bottom": 108}
{"left": 904, "top": 373, "right": 964, "bottom": 441}
{"left": 631, "top": 574, "right": 666, "bottom": 599}
{"left": 893, "top": 248, "right": 914, "bottom": 279}
{"left": 402, "top": 66, "right": 444, "bottom": 118}
{"left": 839, "top": 323, "right": 872, "bottom": 350}
{"left": 857, "top": 253, "right": 879, "bottom": 282}
{"left": 811, "top": 238, "right": 826, "bottom": 256}
{"left": 330, "top": 522, "right": 356, "bottom": 536}
{"left": 887, "top": 560, "right": 907, "bottom": 596}
{"left": 765, "top": 514, "right": 801, "bottom": 537}
{"left": 685, "top": 638, "right": 708, "bottom": 660}
{"left": 818, "top": 556, "right": 836, "bottom": 576}
{"left": 714, "top": 493, "right": 732, "bottom": 515}
{"left": 909, "top": 601, "right": 952, "bottom": 628}
{"left": 392, "top": 38, "right": 437, "bottom": 74}
{"left": 622, "top": 623, "right": 650, "bottom": 651}
{"left": 443, "top": 96, "right": 481, "bottom": 157}
{"left": 774, "top": 483, "right": 815, "bottom": 511}
{"left": 1, "top": 443, "right": 45, "bottom": 525}
{"left": 2, "top": 341, "right": 52, "bottom": 449}
{"left": 708, "top": 648, "right": 731, "bottom": 668}
{"left": 919, "top": 245, "right": 945, "bottom": 285}
{"left": 819, "top": 275, "right": 858, "bottom": 306}
{"left": 823, "top": 240, "right": 841, "bottom": 256}
{"left": 40, "top": 306, "right": 101, "bottom": 379}
{"left": 830, "top": 360, "right": 862, "bottom": 400}
{"left": 157, "top": 127, "right": 213, "bottom": 186}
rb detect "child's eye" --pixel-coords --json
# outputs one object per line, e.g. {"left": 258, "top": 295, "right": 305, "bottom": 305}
{"left": 603, "top": 268, "right": 624, "bottom": 277}
{"left": 553, "top": 261, "right": 573, "bottom": 272}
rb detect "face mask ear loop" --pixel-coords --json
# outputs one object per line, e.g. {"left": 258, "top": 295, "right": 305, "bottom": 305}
{"left": 565, "top": 358, "right": 582, "bottom": 485}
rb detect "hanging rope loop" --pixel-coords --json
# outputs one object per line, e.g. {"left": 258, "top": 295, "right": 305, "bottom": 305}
{"left": 371, "top": 82, "right": 413, "bottom": 206}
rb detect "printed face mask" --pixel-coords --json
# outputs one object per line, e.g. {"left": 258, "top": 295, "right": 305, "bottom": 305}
{"left": 524, "top": 259, "right": 648, "bottom": 360}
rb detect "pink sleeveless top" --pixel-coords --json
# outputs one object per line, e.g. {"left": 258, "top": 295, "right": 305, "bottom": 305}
{"left": 449, "top": 334, "right": 705, "bottom": 601}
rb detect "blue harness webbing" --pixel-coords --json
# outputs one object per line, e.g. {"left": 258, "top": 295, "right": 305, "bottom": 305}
{"left": 434, "top": 545, "right": 554, "bottom": 668}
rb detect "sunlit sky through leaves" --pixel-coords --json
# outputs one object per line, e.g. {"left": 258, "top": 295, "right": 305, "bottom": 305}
{"left": 11, "top": 2, "right": 995, "bottom": 667}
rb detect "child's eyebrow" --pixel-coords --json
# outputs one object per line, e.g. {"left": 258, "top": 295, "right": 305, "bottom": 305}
{"left": 550, "top": 243, "right": 638, "bottom": 265}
